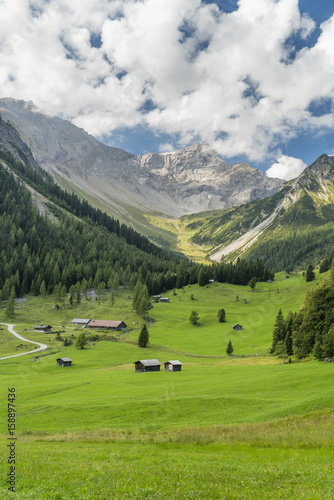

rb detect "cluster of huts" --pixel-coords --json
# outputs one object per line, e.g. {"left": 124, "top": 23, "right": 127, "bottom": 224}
{"left": 134, "top": 359, "right": 182, "bottom": 372}
{"left": 34, "top": 319, "right": 127, "bottom": 333}
{"left": 56, "top": 358, "right": 183, "bottom": 371}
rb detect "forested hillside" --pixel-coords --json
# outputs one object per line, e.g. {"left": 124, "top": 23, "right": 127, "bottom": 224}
{"left": 271, "top": 265, "right": 334, "bottom": 359}
{"left": 181, "top": 155, "right": 334, "bottom": 271}
{"left": 0, "top": 153, "right": 273, "bottom": 301}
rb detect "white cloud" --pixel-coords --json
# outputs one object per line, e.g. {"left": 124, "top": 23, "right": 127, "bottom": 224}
{"left": 266, "top": 155, "right": 307, "bottom": 180}
{"left": 0, "top": 0, "right": 334, "bottom": 180}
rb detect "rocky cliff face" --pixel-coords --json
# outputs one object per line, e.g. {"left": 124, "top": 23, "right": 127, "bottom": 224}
{"left": 0, "top": 113, "right": 38, "bottom": 170}
{"left": 0, "top": 98, "right": 283, "bottom": 217}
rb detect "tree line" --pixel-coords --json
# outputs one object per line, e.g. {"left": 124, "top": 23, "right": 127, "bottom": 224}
{"left": 271, "top": 261, "right": 334, "bottom": 359}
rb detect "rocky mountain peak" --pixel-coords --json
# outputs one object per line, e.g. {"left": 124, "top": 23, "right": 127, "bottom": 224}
{"left": 0, "top": 97, "right": 284, "bottom": 217}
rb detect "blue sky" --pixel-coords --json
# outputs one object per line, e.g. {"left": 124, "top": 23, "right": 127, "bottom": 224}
{"left": 0, "top": 0, "right": 334, "bottom": 180}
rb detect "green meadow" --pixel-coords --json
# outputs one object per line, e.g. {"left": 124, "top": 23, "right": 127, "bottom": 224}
{"left": 1, "top": 272, "right": 334, "bottom": 499}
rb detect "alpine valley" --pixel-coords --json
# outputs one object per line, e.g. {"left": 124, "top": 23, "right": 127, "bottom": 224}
{"left": 1, "top": 97, "right": 333, "bottom": 271}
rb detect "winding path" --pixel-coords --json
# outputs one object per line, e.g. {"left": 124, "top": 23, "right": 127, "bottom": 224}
{"left": 0, "top": 323, "right": 47, "bottom": 360}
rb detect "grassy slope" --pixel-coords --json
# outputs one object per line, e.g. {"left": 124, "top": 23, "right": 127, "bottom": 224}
{"left": 0, "top": 272, "right": 333, "bottom": 499}
{"left": 54, "top": 172, "right": 179, "bottom": 250}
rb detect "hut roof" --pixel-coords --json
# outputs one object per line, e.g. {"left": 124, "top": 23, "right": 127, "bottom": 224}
{"left": 135, "top": 359, "right": 162, "bottom": 366}
{"left": 87, "top": 320, "right": 126, "bottom": 328}
{"left": 34, "top": 324, "right": 51, "bottom": 329}
{"left": 165, "top": 360, "right": 182, "bottom": 365}
{"left": 71, "top": 318, "right": 90, "bottom": 323}
{"left": 56, "top": 358, "right": 72, "bottom": 362}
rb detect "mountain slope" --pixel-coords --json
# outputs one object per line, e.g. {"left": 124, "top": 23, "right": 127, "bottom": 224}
{"left": 0, "top": 98, "right": 283, "bottom": 225}
{"left": 174, "top": 154, "right": 334, "bottom": 269}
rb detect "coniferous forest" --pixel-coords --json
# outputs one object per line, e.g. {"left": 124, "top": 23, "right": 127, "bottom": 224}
{"left": 271, "top": 263, "right": 334, "bottom": 359}
{"left": 0, "top": 153, "right": 273, "bottom": 301}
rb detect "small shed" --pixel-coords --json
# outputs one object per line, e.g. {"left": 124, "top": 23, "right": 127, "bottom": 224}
{"left": 56, "top": 357, "right": 72, "bottom": 367}
{"left": 134, "top": 359, "right": 162, "bottom": 372}
{"left": 34, "top": 325, "right": 52, "bottom": 333}
{"left": 152, "top": 295, "right": 162, "bottom": 300}
{"left": 209, "top": 279, "right": 215, "bottom": 283}
{"left": 71, "top": 318, "right": 90, "bottom": 327}
{"left": 159, "top": 298, "right": 170, "bottom": 303}
{"left": 87, "top": 320, "right": 127, "bottom": 330}
{"left": 164, "top": 360, "right": 182, "bottom": 372}
{"left": 233, "top": 324, "right": 243, "bottom": 331}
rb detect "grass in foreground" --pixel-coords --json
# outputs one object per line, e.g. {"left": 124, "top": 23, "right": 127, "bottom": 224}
{"left": 1, "top": 412, "right": 334, "bottom": 499}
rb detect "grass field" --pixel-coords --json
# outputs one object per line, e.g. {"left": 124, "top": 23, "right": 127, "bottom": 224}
{"left": 1, "top": 271, "right": 334, "bottom": 498}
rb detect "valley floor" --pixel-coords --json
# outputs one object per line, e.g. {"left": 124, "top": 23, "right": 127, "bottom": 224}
{"left": 0, "top": 273, "right": 333, "bottom": 498}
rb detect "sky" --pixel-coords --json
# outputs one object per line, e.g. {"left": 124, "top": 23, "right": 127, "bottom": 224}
{"left": 0, "top": 1, "right": 334, "bottom": 180}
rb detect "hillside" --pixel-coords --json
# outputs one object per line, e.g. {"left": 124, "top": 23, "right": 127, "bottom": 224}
{"left": 160, "top": 154, "right": 334, "bottom": 270}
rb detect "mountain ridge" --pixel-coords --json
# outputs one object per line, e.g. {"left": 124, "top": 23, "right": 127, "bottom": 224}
{"left": 0, "top": 98, "right": 283, "bottom": 221}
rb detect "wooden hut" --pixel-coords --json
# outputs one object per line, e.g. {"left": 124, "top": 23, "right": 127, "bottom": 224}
{"left": 71, "top": 318, "right": 90, "bottom": 327}
{"left": 134, "top": 359, "right": 162, "bottom": 372}
{"left": 34, "top": 325, "right": 52, "bottom": 333}
{"left": 56, "top": 358, "right": 72, "bottom": 367}
{"left": 164, "top": 360, "right": 182, "bottom": 372}
{"left": 233, "top": 324, "right": 243, "bottom": 331}
{"left": 86, "top": 320, "right": 127, "bottom": 331}
{"left": 159, "top": 298, "right": 170, "bottom": 303}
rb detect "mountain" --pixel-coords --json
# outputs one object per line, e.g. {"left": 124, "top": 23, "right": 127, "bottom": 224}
{"left": 0, "top": 114, "right": 38, "bottom": 170}
{"left": 178, "top": 154, "right": 334, "bottom": 270}
{"left": 0, "top": 98, "right": 283, "bottom": 226}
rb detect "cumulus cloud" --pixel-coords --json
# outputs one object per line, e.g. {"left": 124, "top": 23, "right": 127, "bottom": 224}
{"left": 266, "top": 155, "right": 307, "bottom": 180}
{"left": 0, "top": 0, "right": 334, "bottom": 178}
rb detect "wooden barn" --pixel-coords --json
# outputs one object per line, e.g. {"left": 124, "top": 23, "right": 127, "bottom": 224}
{"left": 34, "top": 325, "right": 52, "bottom": 333}
{"left": 71, "top": 318, "right": 90, "bottom": 327}
{"left": 86, "top": 320, "right": 127, "bottom": 331}
{"left": 233, "top": 324, "right": 243, "bottom": 331}
{"left": 164, "top": 360, "right": 182, "bottom": 372}
{"left": 56, "top": 358, "right": 72, "bottom": 367}
{"left": 134, "top": 359, "right": 162, "bottom": 372}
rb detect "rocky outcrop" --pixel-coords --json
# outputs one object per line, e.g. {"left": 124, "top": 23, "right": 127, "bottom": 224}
{"left": 0, "top": 113, "right": 38, "bottom": 170}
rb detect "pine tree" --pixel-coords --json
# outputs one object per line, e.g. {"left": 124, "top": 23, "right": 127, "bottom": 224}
{"left": 322, "top": 324, "right": 334, "bottom": 358}
{"left": 313, "top": 339, "right": 323, "bottom": 360}
{"left": 189, "top": 310, "right": 199, "bottom": 325}
{"left": 271, "top": 309, "right": 285, "bottom": 353}
{"left": 249, "top": 277, "right": 257, "bottom": 292}
{"left": 5, "top": 286, "right": 15, "bottom": 317}
{"left": 218, "top": 308, "right": 226, "bottom": 322}
{"left": 284, "top": 311, "right": 294, "bottom": 356}
{"left": 305, "top": 264, "right": 315, "bottom": 282}
{"left": 76, "top": 282, "right": 81, "bottom": 305}
{"left": 39, "top": 280, "right": 47, "bottom": 297}
{"left": 138, "top": 324, "right": 149, "bottom": 347}
{"left": 226, "top": 340, "right": 234, "bottom": 356}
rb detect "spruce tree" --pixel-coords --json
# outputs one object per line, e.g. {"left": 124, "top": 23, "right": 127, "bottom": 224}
{"left": 284, "top": 311, "right": 294, "bottom": 356}
{"left": 271, "top": 309, "right": 285, "bottom": 353}
{"left": 313, "top": 339, "right": 323, "bottom": 360}
{"left": 5, "top": 286, "right": 15, "bottom": 317}
{"left": 138, "top": 324, "right": 149, "bottom": 347}
{"left": 322, "top": 324, "right": 334, "bottom": 358}
{"left": 305, "top": 264, "right": 315, "bottom": 282}
{"left": 39, "top": 280, "right": 47, "bottom": 297}
{"left": 249, "top": 277, "right": 257, "bottom": 292}
{"left": 218, "top": 308, "right": 226, "bottom": 322}
{"left": 226, "top": 340, "right": 233, "bottom": 356}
